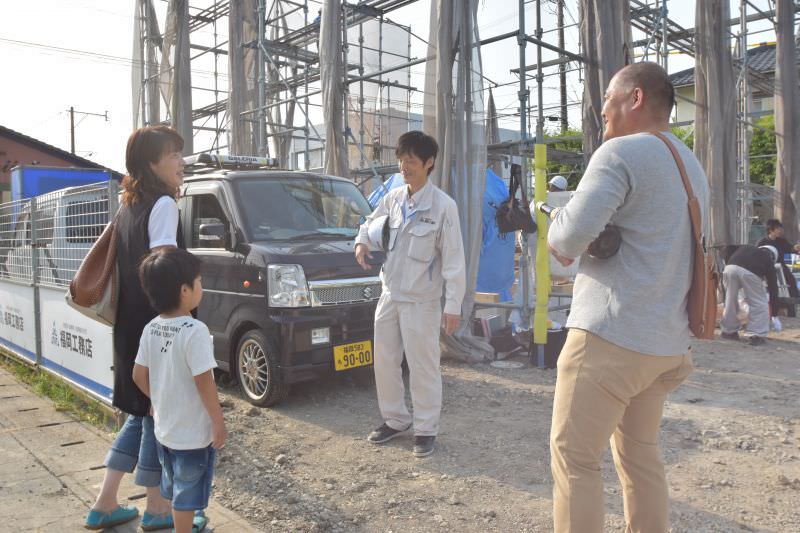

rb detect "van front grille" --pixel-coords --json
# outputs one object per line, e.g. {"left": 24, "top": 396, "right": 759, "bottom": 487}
{"left": 308, "top": 277, "right": 382, "bottom": 307}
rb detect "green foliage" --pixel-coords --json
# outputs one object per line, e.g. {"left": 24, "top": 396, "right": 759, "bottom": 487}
{"left": 543, "top": 127, "right": 584, "bottom": 190}
{"left": 671, "top": 126, "right": 694, "bottom": 150}
{"left": 749, "top": 114, "right": 776, "bottom": 186}
{"left": 0, "top": 352, "right": 119, "bottom": 430}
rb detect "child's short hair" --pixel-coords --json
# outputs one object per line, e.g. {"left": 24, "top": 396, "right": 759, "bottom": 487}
{"left": 139, "top": 248, "right": 202, "bottom": 313}
{"left": 766, "top": 219, "right": 783, "bottom": 232}
{"left": 396, "top": 130, "right": 438, "bottom": 175}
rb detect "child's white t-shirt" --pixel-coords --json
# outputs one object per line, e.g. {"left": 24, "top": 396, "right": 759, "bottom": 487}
{"left": 135, "top": 316, "right": 217, "bottom": 450}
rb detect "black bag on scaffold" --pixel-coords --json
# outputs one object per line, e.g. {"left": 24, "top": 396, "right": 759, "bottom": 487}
{"left": 496, "top": 163, "right": 537, "bottom": 234}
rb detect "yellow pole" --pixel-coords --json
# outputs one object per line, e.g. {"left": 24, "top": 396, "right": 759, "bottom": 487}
{"left": 533, "top": 143, "right": 549, "bottom": 349}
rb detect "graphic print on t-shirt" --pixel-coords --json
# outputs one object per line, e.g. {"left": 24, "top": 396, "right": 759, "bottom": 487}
{"left": 149, "top": 320, "right": 195, "bottom": 354}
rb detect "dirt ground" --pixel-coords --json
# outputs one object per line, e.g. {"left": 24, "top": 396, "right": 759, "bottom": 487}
{"left": 211, "top": 318, "right": 800, "bottom": 533}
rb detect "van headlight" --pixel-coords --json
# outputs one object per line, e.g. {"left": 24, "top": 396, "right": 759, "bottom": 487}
{"left": 267, "top": 264, "right": 310, "bottom": 307}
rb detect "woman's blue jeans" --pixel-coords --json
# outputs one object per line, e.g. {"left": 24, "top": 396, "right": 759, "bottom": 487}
{"left": 103, "top": 415, "right": 161, "bottom": 487}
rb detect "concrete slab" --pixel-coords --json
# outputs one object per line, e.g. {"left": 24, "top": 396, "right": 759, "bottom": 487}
{"left": 0, "top": 366, "right": 260, "bottom": 532}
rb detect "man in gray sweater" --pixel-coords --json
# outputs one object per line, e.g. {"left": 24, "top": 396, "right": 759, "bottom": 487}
{"left": 545, "top": 62, "right": 709, "bottom": 533}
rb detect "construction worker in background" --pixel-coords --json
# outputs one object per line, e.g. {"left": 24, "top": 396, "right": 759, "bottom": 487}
{"left": 548, "top": 174, "right": 568, "bottom": 193}
{"left": 757, "top": 218, "right": 799, "bottom": 298}
{"left": 354, "top": 130, "right": 466, "bottom": 458}
{"left": 720, "top": 244, "right": 781, "bottom": 345}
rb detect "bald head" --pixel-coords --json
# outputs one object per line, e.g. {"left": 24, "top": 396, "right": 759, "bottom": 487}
{"left": 613, "top": 62, "right": 675, "bottom": 119}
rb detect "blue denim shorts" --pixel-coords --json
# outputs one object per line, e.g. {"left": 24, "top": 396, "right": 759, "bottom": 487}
{"left": 156, "top": 443, "right": 216, "bottom": 511}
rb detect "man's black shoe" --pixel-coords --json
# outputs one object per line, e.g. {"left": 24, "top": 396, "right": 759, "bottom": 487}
{"left": 413, "top": 436, "right": 436, "bottom": 457}
{"left": 367, "top": 423, "right": 408, "bottom": 444}
{"left": 720, "top": 331, "right": 740, "bottom": 341}
{"left": 748, "top": 335, "right": 766, "bottom": 346}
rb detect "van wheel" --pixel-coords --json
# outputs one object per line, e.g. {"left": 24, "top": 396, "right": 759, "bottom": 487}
{"left": 235, "top": 330, "right": 288, "bottom": 407}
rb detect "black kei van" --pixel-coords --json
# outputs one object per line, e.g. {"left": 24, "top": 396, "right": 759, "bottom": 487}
{"left": 178, "top": 154, "right": 383, "bottom": 406}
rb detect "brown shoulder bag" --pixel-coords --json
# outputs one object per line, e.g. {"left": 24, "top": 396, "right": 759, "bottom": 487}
{"left": 651, "top": 132, "right": 718, "bottom": 339}
{"left": 65, "top": 214, "right": 119, "bottom": 326}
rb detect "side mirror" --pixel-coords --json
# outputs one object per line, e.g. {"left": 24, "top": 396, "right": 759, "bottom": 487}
{"left": 198, "top": 222, "right": 226, "bottom": 246}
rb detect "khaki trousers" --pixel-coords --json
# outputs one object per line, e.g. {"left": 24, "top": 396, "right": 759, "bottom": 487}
{"left": 550, "top": 329, "right": 693, "bottom": 533}
{"left": 373, "top": 293, "right": 442, "bottom": 436}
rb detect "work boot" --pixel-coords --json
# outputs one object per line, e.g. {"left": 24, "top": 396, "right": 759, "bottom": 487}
{"left": 720, "top": 331, "right": 740, "bottom": 341}
{"left": 367, "top": 423, "right": 408, "bottom": 444}
{"left": 413, "top": 436, "right": 436, "bottom": 458}
{"left": 748, "top": 336, "right": 766, "bottom": 346}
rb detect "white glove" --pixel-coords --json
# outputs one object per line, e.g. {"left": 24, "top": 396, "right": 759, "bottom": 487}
{"left": 771, "top": 316, "right": 782, "bottom": 333}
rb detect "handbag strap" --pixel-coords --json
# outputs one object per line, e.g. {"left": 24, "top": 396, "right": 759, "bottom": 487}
{"left": 649, "top": 131, "right": 704, "bottom": 250}
{"left": 507, "top": 168, "right": 519, "bottom": 202}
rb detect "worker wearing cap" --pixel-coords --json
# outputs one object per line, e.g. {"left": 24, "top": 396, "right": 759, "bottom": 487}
{"left": 354, "top": 130, "right": 466, "bottom": 458}
{"left": 548, "top": 174, "right": 569, "bottom": 193}
{"left": 720, "top": 244, "right": 781, "bottom": 345}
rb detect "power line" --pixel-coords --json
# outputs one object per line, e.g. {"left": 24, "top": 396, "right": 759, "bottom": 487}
{"left": 0, "top": 37, "right": 229, "bottom": 81}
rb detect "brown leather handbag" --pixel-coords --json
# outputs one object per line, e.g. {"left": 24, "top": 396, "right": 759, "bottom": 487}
{"left": 496, "top": 163, "right": 537, "bottom": 235}
{"left": 65, "top": 215, "right": 119, "bottom": 326}
{"left": 651, "top": 132, "right": 718, "bottom": 339}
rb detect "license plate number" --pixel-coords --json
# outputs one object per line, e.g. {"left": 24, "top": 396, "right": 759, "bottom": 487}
{"left": 333, "top": 341, "right": 373, "bottom": 371}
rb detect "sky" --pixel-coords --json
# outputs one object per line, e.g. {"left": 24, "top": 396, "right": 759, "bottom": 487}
{"left": 0, "top": 0, "right": 778, "bottom": 173}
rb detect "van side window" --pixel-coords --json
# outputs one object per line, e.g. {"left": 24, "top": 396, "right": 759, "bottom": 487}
{"left": 65, "top": 197, "right": 108, "bottom": 244}
{"left": 191, "top": 194, "right": 228, "bottom": 249}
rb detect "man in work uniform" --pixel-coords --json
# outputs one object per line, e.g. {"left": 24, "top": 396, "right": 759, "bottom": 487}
{"left": 354, "top": 130, "right": 466, "bottom": 458}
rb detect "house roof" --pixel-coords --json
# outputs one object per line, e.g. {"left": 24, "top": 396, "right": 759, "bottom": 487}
{"left": 0, "top": 124, "right": 123, "bottom": 178}
{"left": 668, "top": 43, "right": 800, "bottom": 88}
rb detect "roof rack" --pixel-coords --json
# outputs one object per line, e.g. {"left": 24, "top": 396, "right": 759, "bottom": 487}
{"left": 183, "top": 153, "right": 280, "bottom": 173}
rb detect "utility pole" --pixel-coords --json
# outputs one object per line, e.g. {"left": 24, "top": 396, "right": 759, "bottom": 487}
{"left": 557, "top": 0, "right": 568, "bottom": 134}
{"left": 69, "top": 107, "right": 109, "bottom": 155}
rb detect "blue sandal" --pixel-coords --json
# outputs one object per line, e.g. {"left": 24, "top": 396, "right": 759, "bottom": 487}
{"left": 84, "top": 504, "right": 139, "bottom": 530}
{"left": 169, "top": 511, "right": 207, "bottom": 532}
{"left": 191, "top": 511, "right": 208, "bottom": 532}
{"left": 141, "top": 510, "right": 174, "bottom": 531}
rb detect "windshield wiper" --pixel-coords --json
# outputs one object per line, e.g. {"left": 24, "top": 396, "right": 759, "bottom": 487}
{"left": 273, "top": 231, "right": 355, "bottom": 241}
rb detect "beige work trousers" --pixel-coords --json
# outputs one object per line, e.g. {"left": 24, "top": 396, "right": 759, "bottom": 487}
{"left": 373, "top": 293, "right": 442, "bottom": 436}
{"left": 720, "top": 264, "right": 770, "bottom": 337}
{"left": 550, "top": 329, "right": 693, "bottom": 533}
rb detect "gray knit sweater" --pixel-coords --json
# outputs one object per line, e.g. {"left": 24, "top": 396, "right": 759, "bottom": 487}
{"left": 548, "top": 131, "right": 710, "bottom": 356}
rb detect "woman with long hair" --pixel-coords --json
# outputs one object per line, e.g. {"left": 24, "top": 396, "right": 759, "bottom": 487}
{"left": 85, "top": 126, "right": 190, "bottom": 531}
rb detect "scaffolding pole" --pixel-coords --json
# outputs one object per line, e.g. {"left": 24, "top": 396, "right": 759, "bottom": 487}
{"left": 738, "top": 0, "right": 752, "bottom": 243}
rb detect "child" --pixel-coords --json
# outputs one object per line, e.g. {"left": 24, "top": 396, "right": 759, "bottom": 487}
{"left": 133, "top": 248, "right": 226, "bottom": 533}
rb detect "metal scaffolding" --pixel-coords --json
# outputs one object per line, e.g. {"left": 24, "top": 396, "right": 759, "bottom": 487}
{"left": 132, "top": 0, "right": 799, "bottom": 237}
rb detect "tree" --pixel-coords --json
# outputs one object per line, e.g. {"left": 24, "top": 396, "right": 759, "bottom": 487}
{"left": 671, "top": 125, "right": 694, "bottom": 150}
{"left": 543, "top": 127, "right": 584, "bottom": 190}
{"left": 748, "top": 114, "right": 776, "bottom": 186}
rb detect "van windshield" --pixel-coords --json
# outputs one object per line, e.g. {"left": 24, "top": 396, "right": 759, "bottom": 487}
{"left": 234, "top": 177, "right": 374, "bottom": 241}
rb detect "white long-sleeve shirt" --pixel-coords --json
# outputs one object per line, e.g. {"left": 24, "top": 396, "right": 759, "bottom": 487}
{"left": 356, "top": 180, "right": 466, "bottom": 315}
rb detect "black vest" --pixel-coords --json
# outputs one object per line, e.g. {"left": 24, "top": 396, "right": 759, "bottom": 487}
{"left": 112, "top": 195, "right": 184, "bottom": 416}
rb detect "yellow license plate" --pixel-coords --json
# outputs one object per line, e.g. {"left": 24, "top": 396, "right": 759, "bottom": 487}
{"left": 333, "top": 340, "right": 373, "bottom": 371}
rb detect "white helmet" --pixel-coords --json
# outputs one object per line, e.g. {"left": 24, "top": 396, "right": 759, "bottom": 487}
{"left": 366, "top": 215, "right": 390, "bottom": 251}
{"left": 549, "top": 175, "right": 568, "bottom": 191}
{"left": 759, "top": 245, "right": 779, "bottom": 263}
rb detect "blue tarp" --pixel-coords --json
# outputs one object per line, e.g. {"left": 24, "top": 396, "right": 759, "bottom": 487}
{"left": 476, "top": 168, "right": 514, "bottom": 301}
{"left": 11, "top": 166, "right": 112, "bottom": 203}
{"left": 366, "top": 169, "right": 515, "bottom": 302}
{"left": 366, "top": 173, "right": 403, "bottom": 208}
